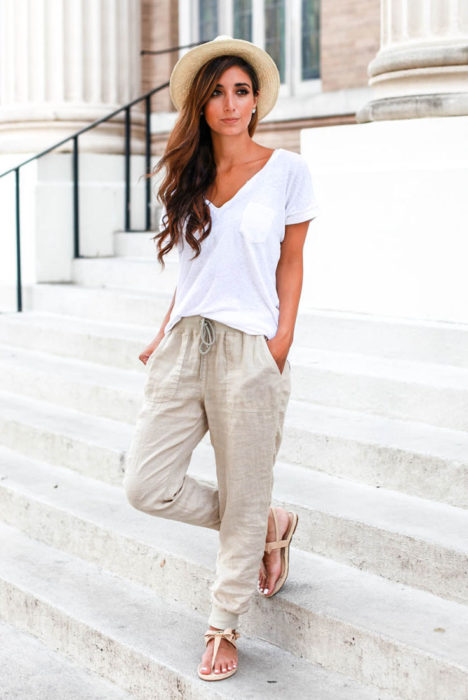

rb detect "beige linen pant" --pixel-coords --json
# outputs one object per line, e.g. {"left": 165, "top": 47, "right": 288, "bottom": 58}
{"left": 123, "top": 314, "right": 291, "bottom": 630}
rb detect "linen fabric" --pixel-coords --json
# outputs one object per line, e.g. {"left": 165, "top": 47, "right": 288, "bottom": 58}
{"left": 123, "top": 314, "right": 291, "bottom": 630}
{"left": 161, "top": 148, "right": 319, "bottom": 340}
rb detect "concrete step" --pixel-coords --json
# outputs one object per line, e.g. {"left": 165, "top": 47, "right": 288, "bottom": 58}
{"left": 293, "top": 310, "right": 468, "bottom": 368}
{"left": 0, "top": 311, "right": 150, "bottom": 370}
{"left": 24, "top": 282, "right": 171, "bottom": 327}
{"left": 1, "top": 495, "right": 466, "bottom": 699}
{"left": 2, "top": 312, "right": 468, "bottom": 431}
{"left": 15, "top": 282, "right": 468, "bottom": 367}
{"left": 1, "top": 387, "right": 466, "bottom": 508}
{"left": 293, "top": 345, "right": 468, "bottom": 431}
{"left": 0, "top": 522, "right": 399, "bottom": 700}
{"left": 284, "top": 399, "right": 468, "bottom": 508}
{"left": 0, "top": 343, "right": 144, "bottom": 424}
{"left": 72, "top": 256, "right": 179, "bottom": 294}
{"left": 114, "top": 231, "right": 162, "bottom": 259}
{"left": 3, "top": 341, "right": 468, "bottom": 433}
{"left": 0, "top": 397, "right": 467, "bottom": 606}
{"left": 0, "top": 619, "right": 133, "bottom": 699}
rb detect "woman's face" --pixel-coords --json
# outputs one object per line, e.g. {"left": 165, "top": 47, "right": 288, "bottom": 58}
{"left": 203, "top": 65, "right": 258, "bottom": 136}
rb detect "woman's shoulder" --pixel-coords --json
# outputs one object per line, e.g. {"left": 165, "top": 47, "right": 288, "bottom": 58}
{"left": 276, "top": 148, "right": 309, "bottom": 165}
{"left": 275, "top": 148, "right": 312, "bottom": 179}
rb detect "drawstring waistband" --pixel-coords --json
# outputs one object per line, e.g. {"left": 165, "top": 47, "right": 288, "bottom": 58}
{"left": 199, "top": 317, "right": 216, "bottom": 355}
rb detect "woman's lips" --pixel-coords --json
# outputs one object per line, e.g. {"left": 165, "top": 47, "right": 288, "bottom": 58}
{"left": 221, "top": 118, "right": 240, "bottom": 123}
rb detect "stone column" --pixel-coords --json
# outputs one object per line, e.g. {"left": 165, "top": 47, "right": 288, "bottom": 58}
{"left": 357, "top": 0, "right": 468, "bottom": 121}
{"left": 0, "top": 0, "right": 143, "bottom": 152}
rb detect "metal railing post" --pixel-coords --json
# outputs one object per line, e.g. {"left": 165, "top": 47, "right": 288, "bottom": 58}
{"left": 15, "top": 168, "right": 22, "bottom": 312}
{"left": 72, "top": 136, "right": 80, "bottom": 258}
{"left": 125, "top": 107, "right": 131, "bottom": 231}
{"left": 145, "top": 95, "right": 151, "bottom": 231}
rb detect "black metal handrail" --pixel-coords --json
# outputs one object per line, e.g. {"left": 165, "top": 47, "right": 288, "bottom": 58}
{"left": 1, "top": 40, "right": 206, "bottom": 313}
{"left": 141, "top": 40, "right": 209, "bottom": 55}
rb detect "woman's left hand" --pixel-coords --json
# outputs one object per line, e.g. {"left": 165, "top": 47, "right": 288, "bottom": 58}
{"left": 265, "top": 336, "right": 290, "bottom": 375}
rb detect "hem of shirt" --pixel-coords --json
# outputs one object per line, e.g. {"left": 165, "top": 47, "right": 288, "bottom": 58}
{"left": 285, "top": 206, "right": 320, "bottom": 226}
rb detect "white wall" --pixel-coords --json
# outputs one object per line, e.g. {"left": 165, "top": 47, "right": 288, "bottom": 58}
{"left": 300, "top": 115, "right": 468, "bottom": 325}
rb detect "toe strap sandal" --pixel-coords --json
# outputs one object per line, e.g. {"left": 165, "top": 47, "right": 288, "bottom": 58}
{"left": 197, "top": 627, "right": 241, "bottom": 681}
{"left": 263, "top": 507, "right": 299, "bottom": 598}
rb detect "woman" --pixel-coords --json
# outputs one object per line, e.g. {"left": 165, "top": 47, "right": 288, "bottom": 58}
{"left": 123, "top": 35, "right": 319, "bottom": 682}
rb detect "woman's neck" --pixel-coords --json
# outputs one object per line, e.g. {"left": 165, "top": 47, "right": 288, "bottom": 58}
{"left": 210, "top": 136, "right": 257, "bottom": 169}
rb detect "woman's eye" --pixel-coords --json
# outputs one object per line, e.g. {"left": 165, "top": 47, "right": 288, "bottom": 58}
{"left": 211, "top": 88, "right": 249, "bottom": 96}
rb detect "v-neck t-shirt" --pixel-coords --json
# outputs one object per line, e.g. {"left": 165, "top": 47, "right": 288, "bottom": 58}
{"left": 161, "top": 147, "right": 320, "bottom": 339}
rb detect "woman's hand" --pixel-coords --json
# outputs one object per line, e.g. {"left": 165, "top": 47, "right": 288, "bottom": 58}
{"left": 265, "top": 336, "right": 290, "bottom": 374}
{"left": 139, "top": 334, "right": 163, "bottom": 365}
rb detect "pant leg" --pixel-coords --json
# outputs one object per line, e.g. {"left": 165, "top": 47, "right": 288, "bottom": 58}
{"left": 123, "top": 324, "right": 221, "bottom": 530}
{"left": 203, "top": 325, "right": 291, "bottom": 629}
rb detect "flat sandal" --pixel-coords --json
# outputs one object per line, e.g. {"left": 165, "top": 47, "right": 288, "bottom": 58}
{"left": 262, "top": 507, "right": 299, "bottom": 598}
{"left": 197, "top": 627, "right": 240, "bottom": 681}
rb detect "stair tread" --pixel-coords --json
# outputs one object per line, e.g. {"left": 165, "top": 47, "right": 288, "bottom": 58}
{"left": 0, "top": 444, "right": 467, "bottom": 671}
{"left": 189, "top": 448, "right": 468, "bottom": 552}
{"left": 1, "top": 384, "right": 467, "bottom": 475}
{"left": 293, "top": 346, "right": 468, "bottom": 389}
{"left": 0, "top": 342, "right": 145, "bottom": 390}
{"left": 0, "top": 619, "right": 133, "bottom": 699}
{"left": 2, "top": 384, "right": 468, "bottom": 494}
{"left": 0, "top": 309, "right": 151, "bottom": 340}
{"left": 1, "top": 439, "right": 466, "bottom": 562}
{"left": 287, "top": 399, "right": 468, "bottom": 461}
{"left": 3, "top": 322, "right": 468, "bottom": 392}
{"left": 0, "top": 521, "right": 398, "bottom": 699}
{"left": 0, "top": 389, "right": 132, "bottom": 453}
{"left": 4, "top": 308, "right": 468, "bottom": 389}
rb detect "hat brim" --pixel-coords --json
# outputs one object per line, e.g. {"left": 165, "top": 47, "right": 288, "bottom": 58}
{"left": 169, "top": 36, "right": 280, "bottom": 121}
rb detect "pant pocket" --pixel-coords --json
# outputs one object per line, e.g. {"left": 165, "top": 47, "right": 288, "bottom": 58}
{"left": 144, "top": 331, "right": 186, "bottom": 404}
{"left": 261, "top": 335, "right": 289, "bottom": 377}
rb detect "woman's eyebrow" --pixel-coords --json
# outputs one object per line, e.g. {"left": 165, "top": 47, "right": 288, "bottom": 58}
{"left": 214, "top": 82, "right": 250, "bottom": 88}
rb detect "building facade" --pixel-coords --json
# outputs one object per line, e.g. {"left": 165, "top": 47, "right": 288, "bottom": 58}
{"left": 143, "top": 0, "right": 381, "bottom": 152}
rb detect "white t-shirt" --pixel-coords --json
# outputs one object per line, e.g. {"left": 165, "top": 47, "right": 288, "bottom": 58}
{"left": 161, "top": 147, "right": 319, "bottom": 339}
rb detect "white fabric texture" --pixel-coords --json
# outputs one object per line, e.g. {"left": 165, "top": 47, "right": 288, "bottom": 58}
{"left": 160, "top": 148, "right": 319, "bottom": 339}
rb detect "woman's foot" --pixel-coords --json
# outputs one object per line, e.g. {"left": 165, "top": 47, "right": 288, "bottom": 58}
{"left": 258, "top": 506, "right": 291, "bottom": 596}
{"left": 199, "top": 626, "right": 238, "bottom": 676}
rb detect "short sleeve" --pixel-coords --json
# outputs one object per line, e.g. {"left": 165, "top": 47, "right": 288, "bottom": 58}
{"left": 285, "top": 156, "right": 320, "bottom": 225}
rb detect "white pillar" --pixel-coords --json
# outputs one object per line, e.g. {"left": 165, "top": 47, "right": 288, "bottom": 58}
{"left": 0, "top": 0, "right": 143, "bottom": 152}
{"left": 358, "top": 0, "right": 468, "bottom": 121}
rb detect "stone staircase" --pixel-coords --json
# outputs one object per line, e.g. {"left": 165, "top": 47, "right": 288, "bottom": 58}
{"left": 0, "top": 232, "right": 467, "bottom": 699}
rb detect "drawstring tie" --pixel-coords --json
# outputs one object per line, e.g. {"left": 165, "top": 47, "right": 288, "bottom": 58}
{"left": 199, "top": 317, "right": 216, "bottom": 355}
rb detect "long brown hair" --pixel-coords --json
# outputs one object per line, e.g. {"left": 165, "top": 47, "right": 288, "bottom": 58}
{"left": 151, "top": 55, "right": 260, "bottom": 268}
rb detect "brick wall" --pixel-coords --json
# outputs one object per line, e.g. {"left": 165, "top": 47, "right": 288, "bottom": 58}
{"left": 321, "top": 0, "right": 380, "bottom": 92}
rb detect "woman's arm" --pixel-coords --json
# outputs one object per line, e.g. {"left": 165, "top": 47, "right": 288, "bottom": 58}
{"left": 139, "top": 286, "right": 177, "bottom": 365}
{"left": 267, "top": 220, "right": 311, "bottom": 373}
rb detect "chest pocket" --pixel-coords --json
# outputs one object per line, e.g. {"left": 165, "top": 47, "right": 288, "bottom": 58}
{"left": 240, "top": 201, "right": 276, "bottom": 244}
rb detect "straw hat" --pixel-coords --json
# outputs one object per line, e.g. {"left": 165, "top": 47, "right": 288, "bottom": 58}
{"left": 169, "top": 35, "right": 280, "bottom": 121}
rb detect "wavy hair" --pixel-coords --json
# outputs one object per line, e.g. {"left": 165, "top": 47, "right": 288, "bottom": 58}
{"left": 150, "top": 55, "right": 260, "bottom": 268}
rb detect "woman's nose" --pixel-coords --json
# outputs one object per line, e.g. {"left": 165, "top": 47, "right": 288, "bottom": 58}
{"left": 223, "top": 93, "right": 235, "bottom": 110}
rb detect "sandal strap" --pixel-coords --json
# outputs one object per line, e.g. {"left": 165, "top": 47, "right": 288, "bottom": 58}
{"left": 263, "top": 506, "right": 280, "bottom": 554}
{"left": 264, "top": 537, "right": 290, "bottom": 554}
{"left": 203, "top": 628, "right": 240, "bottom": 671}
{"left": 271, "top": 506, "right": 279, "bottom": 541}
{"left": 265, "top": 510, "right": 295, "bottom": 553}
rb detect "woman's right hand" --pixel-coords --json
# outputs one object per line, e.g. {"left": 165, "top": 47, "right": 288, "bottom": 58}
{"left": 139, "top": 336, "right": 163, "bottom": 365}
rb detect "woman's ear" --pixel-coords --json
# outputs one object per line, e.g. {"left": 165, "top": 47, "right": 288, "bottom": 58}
{"left": 251, "top": 94, "right": 258, "bottom": 114}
